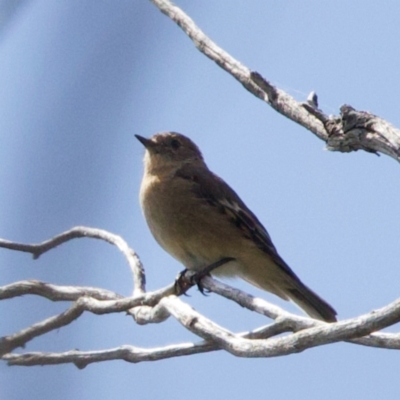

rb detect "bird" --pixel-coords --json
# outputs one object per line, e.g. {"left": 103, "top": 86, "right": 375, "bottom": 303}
{"left": 135, "top": 132, "right": 337, "bottom": 322}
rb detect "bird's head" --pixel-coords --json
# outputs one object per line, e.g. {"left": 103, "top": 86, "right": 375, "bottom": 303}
{"left": 135, "top": 132, "right": 204, "bottom": 173}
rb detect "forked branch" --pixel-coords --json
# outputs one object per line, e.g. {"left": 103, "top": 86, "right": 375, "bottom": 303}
{"left": 1, "top": 227, "right": 400, "bottom": 368}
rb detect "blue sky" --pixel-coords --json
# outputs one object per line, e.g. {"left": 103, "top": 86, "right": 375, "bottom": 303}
{"left": 1, "top": 1, "right": 400, "bottom": 399}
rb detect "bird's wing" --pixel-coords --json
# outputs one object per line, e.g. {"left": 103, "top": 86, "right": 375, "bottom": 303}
{"left": 175, "top": 163, "right": 337, "bottom": 322}
{"left": 175, "top": 163, "right": 299, "bottom": 280}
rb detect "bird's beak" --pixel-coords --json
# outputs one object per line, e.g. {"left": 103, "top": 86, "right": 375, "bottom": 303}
{"left": 135, "top": 135, "right": 154, "bottom": 149}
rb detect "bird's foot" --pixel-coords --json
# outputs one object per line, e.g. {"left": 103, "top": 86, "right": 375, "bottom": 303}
{"left": 174, "top": 269, "right": 194, "bottom": 296}
{"left": 174, "top": 257, "right": 235, "bottom": 296}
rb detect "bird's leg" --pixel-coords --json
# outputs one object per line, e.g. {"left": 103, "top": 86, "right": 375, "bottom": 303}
{"left": 174, "top": 257, "right": 235, "bottom": 296}
{"left": 191, "top": 257, "right": 236, "bottom": 287}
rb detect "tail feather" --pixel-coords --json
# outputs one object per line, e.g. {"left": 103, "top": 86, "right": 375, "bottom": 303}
{"left": 241, "top": 271, "right": 337, "bottom": 322}
{"left": 286, "top": 285, "right": 337, "bottom": 322}
{"left": 237, "top": 258, "right": 337, "bottom": 322}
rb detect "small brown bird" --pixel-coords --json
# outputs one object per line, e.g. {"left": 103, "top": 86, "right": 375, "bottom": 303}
{"left": 136, "top": 132, "right": 337, "bottom": 322}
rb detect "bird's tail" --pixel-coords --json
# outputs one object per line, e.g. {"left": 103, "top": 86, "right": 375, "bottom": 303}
{"left": 285, "top": 282, "right": 337, "bottom": 322}
{"left": 240, "top": 265, "right": 337, "bottom": 322}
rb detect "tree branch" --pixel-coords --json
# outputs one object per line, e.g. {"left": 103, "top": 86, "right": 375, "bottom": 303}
{"left": 0, "top": 226, "right": 146, "bottom": 294}
{"left": 0, "top": 280, "right": 122, "bottom": 302}
{"left": 2, "top": 227, "right": 400, "bottom": 367}
{"left": 3, "top": 321, "right": 288, "bottom": 368}
{"left": 149, "top": 0, "right": 400, "bottom": 162}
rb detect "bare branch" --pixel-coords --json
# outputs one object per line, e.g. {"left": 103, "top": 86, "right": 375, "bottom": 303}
{"left": 0, "top": 280, "right": 176, "bottom": 356}
{"left": 0, "top": 280, "right": 122, "bottom": 302}
{"left": 0, "top": 226, "right": 146, "bottom": 294}
{"left": 149, "top": 0, "right": 400, "bottom": 162}
{"left": 3, "top": 321, "right": 288, "bottom": 368}
{"left": 4, "top": 343, "right": 218, "bottom": 368}
{"left": 2, "top": 277, "right": 400, "bottom": 366}
{"left": 201, "top": 277, "right": 400, "bottom": 350}
{"left": 161, "top": 296, "right": 400, "bottom": 357}
{"left": 2, "top": 227, "right": 400, "bottom": 368}
{"left": 353, "top": 332, "right": 400, "bottom": 349}
{"left": 149, "top": 0, "right": 327, "bottom": 140}
{"left": 325, "top": 105, "right": 400, "bottom": 160}
{"left": 4, "top": 301, "right": 400, "bottom": 367}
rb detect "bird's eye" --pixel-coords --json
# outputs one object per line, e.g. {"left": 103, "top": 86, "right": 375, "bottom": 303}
{"left": 170, "top": 139, "right": 181, "bottom": 150}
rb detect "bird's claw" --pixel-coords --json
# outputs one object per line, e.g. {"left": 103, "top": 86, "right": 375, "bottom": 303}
{"left": 174, "top": 257, "right": 236, "bottom": 296}
{"left": 174, "top": 269, "right": 193, "bottom": 296}
{"left": 174, "top": 269, "right": 210, "bottom": 296}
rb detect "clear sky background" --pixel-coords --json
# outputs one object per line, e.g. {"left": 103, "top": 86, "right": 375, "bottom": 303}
{"left": 1, "top": 1, "right": 400, "bottom": 399}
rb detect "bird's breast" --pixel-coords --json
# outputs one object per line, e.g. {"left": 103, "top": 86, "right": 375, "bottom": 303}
{"left": 139, "top": 173, "right": 244, "bottom": 274}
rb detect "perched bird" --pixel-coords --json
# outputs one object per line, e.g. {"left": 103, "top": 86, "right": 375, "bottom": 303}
{"left": 136, "top": 132, "right": 337, "bottom": 322}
